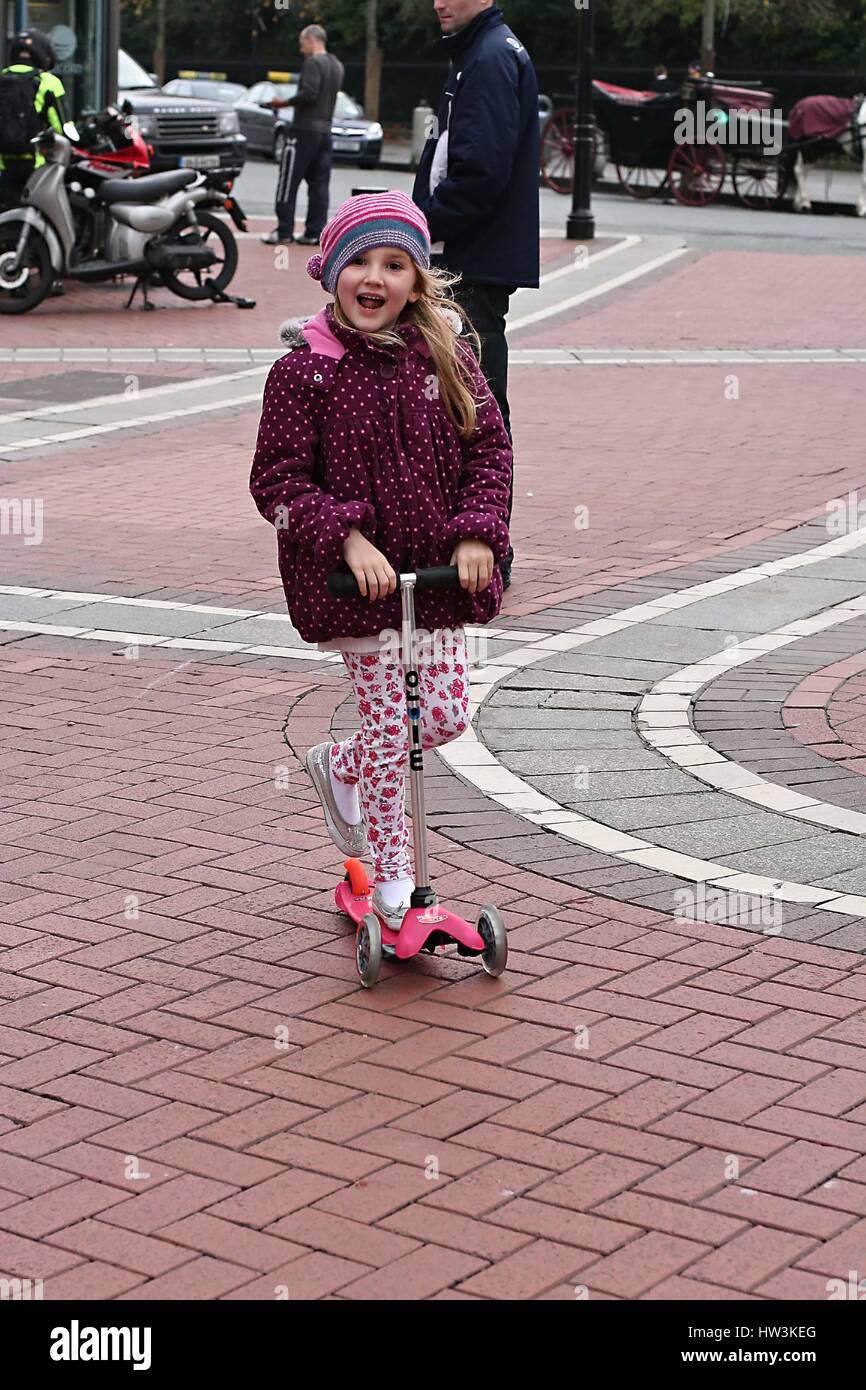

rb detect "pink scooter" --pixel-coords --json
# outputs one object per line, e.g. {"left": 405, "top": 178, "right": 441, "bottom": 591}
{"left": 328, "top": 565, "right": 508, "bottom": 988}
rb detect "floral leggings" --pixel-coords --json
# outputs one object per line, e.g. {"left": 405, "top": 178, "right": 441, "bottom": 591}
{"left": 330, "top": 629, "right": 470, "bottom": 882}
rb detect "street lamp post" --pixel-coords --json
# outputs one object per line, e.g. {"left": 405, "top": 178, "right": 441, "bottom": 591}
{"left": 566, "top": 0, "right": 595, "bottom": 240}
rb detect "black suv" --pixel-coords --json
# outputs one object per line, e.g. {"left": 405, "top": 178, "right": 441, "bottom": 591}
{"left": 118, "top": 49, "right": 246, "bottom": 179}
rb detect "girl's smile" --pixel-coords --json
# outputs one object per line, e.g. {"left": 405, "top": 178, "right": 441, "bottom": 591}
{"left": 336, "top": 247, "right": 421, "bottom": 332}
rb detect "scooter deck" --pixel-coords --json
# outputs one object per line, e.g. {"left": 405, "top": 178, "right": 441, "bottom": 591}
{"left": 335, "top": 880, "right": 485, "bottom": 961}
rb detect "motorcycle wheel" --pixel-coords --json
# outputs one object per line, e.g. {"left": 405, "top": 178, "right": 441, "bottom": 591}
{"left": 0, "top": 220, "right": 53, "bottom": 315}
{"left": 159, "top": 208, "right": 238, "bottom": 302}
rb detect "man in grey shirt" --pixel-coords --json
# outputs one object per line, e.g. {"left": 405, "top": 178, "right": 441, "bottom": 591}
{"left": 261, "top": 25, "right": 344, "bottom": 246}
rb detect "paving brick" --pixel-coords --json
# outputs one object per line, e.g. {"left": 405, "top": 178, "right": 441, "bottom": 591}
{"left": 579, "top": 1231, "right": 710, "bottom": 1298}
{"left": 687, "top": 1224, "right": 817, "bottom": 1291}
{"left": 192, "top": 1098, "right": 318, "bottom": 1148}
{"left": 337, "top": 1244, "right": 485, "bottom": 1300}
{"left": 0, "top": 1178, "right": 127, "bottom": 1237}
{"left": 225, "top": 1251, "right": 370, "bottom": 1300}
{"left": 391, "top": 1091, "right": 509, "bottom": 1139}
{"left": 459, "top": 1238, "right": 593, "bottom": 1299}
{"left": 487, "top": 1196, "right": 638, "bottom": 1252}
{"left": 205, "top": 1170, "right": 344, "bottom": 1228}
{"left": 0, "top": 1105, "right": 112, "bottom": 1157}
{"left": 120, "top": 1254, "right": 253, "bottom": 1300}
{"left": 530, "top": 1154, "right": 656, "bottom": 1211}
{"left": 0, "top": 1152, "right": 73, "bottom": 1198}
{"left": 95, "top": 1101, "right": 220, "bottom": 1152}
{"left": 144, "top": 1137, "right": 281, "bottom": 1187}
{"left": 101, "top": 1174, "right": 237, "bottom": 1234}
{"left": 267, "top": 1207, "right": 420, "bottom": 1267}
{"left": 779, "top": 1067, "right": 866, "bottom": 1117}
{"left": 703, "top": 1185, "right": 854, "bottom": 1240}
{"left": 42, "top": 1260, "right": 146, "bottom": 1300}
{"left": 158, "top": 1213, "right": 307, "bottom": 1271}
{"left": 382, "top": 1204, "right": 531, "bottom": 1261}
{"left": 420, "top": 1158, "right": 549, "bottom": 1216}
{"left": 45, "top": 1217, "right": 193, "bottom": 1277}
{"left": 597, "top": 1191, "right": 747, "bottom": 1245}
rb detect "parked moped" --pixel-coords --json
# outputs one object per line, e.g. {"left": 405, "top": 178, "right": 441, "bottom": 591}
{"left": 0, "top": 126, "right": 244, "bottom": 313}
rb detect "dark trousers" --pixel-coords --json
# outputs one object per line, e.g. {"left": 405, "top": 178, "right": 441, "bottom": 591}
{"left": 0, "top": 158, "right": 33, "bottom": 208}
{"left": 275, "top": 129, "right": 333, "bottom": 239}
{"left": 449, "top": 278, "right": 516, "bottom": 568}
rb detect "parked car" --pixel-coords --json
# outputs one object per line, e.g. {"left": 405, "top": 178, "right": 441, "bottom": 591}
{"left": 235, "top": 76, "right": 383, "bottom": 167}
{"left": 162, "top": 75, "right": 248, "bottom": 105}
{"left": 118, "top": 50, "right": 246, "bottom": 178}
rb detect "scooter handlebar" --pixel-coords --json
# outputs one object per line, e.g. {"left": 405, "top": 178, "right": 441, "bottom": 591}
{"left": 327, "top": 565, "right": 459, "bottom": 598}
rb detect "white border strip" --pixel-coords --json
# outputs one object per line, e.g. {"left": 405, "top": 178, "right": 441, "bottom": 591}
{"left": 438, "top": 523, "right": 866, "bottom": 920}
{"left": 637, "top": 598, "right": 866, "bottom": 835}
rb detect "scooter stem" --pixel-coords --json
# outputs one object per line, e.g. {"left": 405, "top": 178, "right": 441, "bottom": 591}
{"left": 400, "top": 573, "right": 435, "bottom": 907}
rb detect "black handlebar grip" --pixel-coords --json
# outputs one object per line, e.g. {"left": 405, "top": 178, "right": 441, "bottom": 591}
{"left": 327, "top": 565, "right": 460, "bottom": 598}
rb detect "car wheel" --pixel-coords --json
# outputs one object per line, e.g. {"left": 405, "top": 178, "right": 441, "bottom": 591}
{"left": 358, "top": 159, "right": 379, "bottom": 170}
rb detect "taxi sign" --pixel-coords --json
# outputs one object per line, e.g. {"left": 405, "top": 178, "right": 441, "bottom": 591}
{"left": 267, "top": 71, "right": 294, "bottom": 82}
{"left": 178, "top": 69, "right": 227, "bottom": 80}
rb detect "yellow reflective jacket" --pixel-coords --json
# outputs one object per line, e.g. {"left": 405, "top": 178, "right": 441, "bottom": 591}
{"left": 0, "top": 64, "right": 66, "bottom": 171}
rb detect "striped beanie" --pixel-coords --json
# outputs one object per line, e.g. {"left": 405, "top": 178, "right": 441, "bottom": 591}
{"left": 306, "top": 191, "right": 431, "bottom": 294}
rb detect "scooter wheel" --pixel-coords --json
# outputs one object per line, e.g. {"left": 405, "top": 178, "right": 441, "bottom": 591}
{"left": 477, "top": 906, "right": 508, "bottom": 978}
{"left": 344, "top": 859, "right": 370, "bottom": 896}
{"left": 356, "top": 912, "right": 382, "bottom": 988}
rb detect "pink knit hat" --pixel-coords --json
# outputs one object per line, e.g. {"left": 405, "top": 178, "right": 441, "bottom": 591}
{"left": 306, "top": 191, "right": 431, "bottom": 294}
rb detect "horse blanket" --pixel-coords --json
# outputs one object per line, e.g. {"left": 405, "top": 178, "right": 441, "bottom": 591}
{"left": 788, "top": 94, "right": 857, "bottom": 144}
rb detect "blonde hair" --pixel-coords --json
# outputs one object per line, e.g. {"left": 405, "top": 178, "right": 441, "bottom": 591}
{"left": 333, "top": 263, "right": 482, "bottom": 438}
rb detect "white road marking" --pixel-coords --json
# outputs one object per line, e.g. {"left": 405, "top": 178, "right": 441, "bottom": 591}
{"left": 514, "top": 234, "right": 642, "bottom": 294}
{"left": 506, "top": 246, "right": 691, "bottom": 333}
{"left": 438, "top": 523, "right": 866, "bottom": 921}
{"left": 0, "top": 365, "right": 267, "bottom": 428}
{"left": 637, "top": 598, "right": 866, "bottom": 834}
{"left": 0, "top": 392, "right": 264, "bottom": 454}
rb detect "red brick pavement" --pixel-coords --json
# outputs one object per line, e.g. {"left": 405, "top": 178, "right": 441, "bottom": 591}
{"left": 520, "top": 249, "right": 866, "bottom": 349}
{"left": 1, "top": 643, "right": 866, "bottom": 1300}
{"left": 2, "top": 239, "right": 866, "bottom": 1300}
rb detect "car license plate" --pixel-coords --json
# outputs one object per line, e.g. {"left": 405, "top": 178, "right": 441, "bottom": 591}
{"left": 180, "top": 154, "right": 221, "bottom": 169}
{"left": 333, "top": 139, "right": 361, "bottom": 152}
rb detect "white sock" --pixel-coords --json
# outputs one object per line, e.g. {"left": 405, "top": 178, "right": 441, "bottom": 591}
{"left": 375, "top": 877, "right": 415, "bottom": 910}
{"left": 329, "top": 750, "right": 362, "bottom": 825}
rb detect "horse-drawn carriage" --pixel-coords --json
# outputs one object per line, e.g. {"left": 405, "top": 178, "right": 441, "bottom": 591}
{"left": 541, "top": 75, "right": 781, "bottom": 209}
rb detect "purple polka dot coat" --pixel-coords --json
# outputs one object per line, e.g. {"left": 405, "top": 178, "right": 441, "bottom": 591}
{"left": 249, "top": 304, "right": 512, "bottom": 645}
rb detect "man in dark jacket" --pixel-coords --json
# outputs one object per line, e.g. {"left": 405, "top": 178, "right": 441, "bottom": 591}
{"left": 413, "top": 1, "right": 539, "bottom": 588}
{"left": 261, "top": 25, "right": 344, "bottom": 246}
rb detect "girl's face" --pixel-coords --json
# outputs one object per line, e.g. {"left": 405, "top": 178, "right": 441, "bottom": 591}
{"left": 335, "top": 246, "right": 421, "bottom": 333}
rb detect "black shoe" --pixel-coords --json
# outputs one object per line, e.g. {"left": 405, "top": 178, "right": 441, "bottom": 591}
{"left": 260, "top": 229, "right": 294, "bottom": 245}
{"left": 498, "top": 559, "right": 512, "bottom": 590}
{"left": 296, "top": 233, "right": 320, "bottom": 246}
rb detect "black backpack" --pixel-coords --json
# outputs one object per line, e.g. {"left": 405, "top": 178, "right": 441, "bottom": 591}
{"left": 0, "top": 69, "right": 44, "bottom": 156}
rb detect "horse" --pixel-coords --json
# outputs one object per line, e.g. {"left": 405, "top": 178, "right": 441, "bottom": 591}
{"left": 780, "top": 93, "right": 866, "bottom": 214}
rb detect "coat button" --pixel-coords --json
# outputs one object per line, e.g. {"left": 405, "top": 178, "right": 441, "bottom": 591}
{"left": 380, "top": 362, "right": 396, "bottom": 379}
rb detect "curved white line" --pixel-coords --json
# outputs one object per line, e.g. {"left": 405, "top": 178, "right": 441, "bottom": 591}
{"left": 439, "top": 523, "right": 866, "bottom": 921}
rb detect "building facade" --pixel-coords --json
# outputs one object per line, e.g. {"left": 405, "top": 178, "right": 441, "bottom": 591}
{"left": 2, "top": 0, "right": 118, "bottom": 115}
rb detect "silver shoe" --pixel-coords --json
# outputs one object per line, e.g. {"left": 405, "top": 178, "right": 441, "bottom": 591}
{"left": 371, "top": 884, "right": 413, "bottom": 933}
{"left": 304, "top": 741, "right": 368, "bottom": 856}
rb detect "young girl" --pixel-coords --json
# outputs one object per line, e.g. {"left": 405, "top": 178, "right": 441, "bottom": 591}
{"left": 250, "top": 191, "right": 511, "bottom": 931}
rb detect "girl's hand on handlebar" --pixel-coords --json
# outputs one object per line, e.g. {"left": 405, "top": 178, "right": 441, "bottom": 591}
{"left": 450, "top": 539, "right": 495, "bottom": 595}
{"left": 342, "top": 527, "right": 397, "bottom": 602}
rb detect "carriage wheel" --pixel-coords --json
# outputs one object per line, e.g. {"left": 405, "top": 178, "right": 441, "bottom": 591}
{"left": 540, "top": 108, "right": 576, "bottom": 195}
{"left": 667, "top": 145, "right": 726, "bottom": 206}
{"left": 541, "top": 111, "right": 608, "bottom": 194}
{"left": 732, "top": 152, "right": 781, "bottom": 211}
{"left": 615, "top": 160, "right": 667, "bottom": 200}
